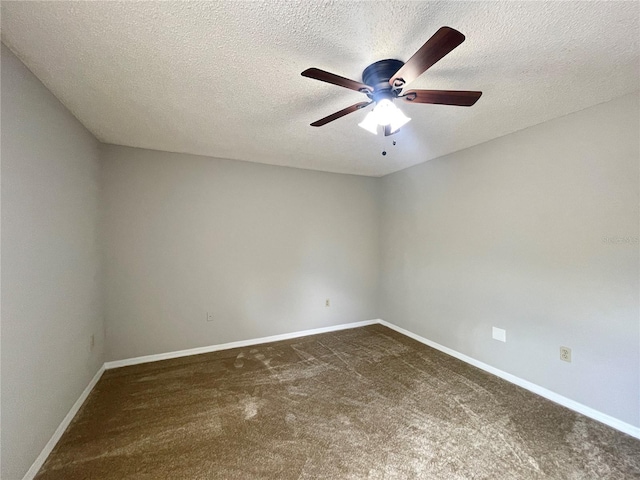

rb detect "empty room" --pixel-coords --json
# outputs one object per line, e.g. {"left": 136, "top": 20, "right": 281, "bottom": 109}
{"left": 1, "top": 1, "right": 639, "bottom": 479}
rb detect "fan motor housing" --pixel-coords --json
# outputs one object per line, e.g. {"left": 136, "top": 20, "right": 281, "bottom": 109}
{"left": 362, "top": 59, "right": 405, "bottom": 99}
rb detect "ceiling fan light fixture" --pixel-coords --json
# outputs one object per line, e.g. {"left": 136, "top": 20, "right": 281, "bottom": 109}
{"left": 358, "top": 111, "right": 379, "bottom": 135}
{"left": 358, "top": 99, "right": 411, "bottom": 135}
{"left": 389, "top": 108, "right": 411, "bottom": 134}
{"left": 304, "top": 27, "right": 481, "bottom": 132}
{"left": 372, "top": 98, "right": 395, "bottom": 126}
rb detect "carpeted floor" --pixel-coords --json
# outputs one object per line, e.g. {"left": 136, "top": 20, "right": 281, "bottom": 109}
{"left": 36, "top": 324, "right": 640, "bottom": 479}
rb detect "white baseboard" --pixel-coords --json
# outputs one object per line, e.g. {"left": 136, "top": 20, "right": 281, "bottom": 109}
{"left": 378, "top": 319, "right": 640, "bottom": 440}
{"left": 24, "top": 320, "right": 377, "bottom": 478}
{"left": 23, "top": 364, "right": 106, "bottom": 480}
{"left": 24, "top": 317, "right": 639, "bottom": 480}
{"left": 104, "top": 319, "right": 380, "bottom": 369}
{"left": 103, "top": 317, "right": 640, "bottom": 439}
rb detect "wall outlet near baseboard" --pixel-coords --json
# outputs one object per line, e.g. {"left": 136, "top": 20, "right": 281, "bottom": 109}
{"left": 560, "top": 346, "right": 572, "bottom": 362}
{"left": 90, "top": 334, "right": 95, "bottom": 351}
{"left": 325, "top": 298, "right": 330, "bottom": 307}
{"left": 207, "top": 312, "right": 214, "bottom": 322}
{"left": 492, "top": 327, "right": 506, "bottom": 342}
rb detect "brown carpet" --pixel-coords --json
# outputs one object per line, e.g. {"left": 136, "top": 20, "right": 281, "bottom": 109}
{"left": 35, "top": 324, "right": 640, "bottom": 479}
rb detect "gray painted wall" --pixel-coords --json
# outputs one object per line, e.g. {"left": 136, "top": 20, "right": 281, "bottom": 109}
{"left": 2, "top": 39, "right": 638, "bottom": 478}
{"left": 379, "top": 93, "right": 640, "bottom": 427}
{"left": 101, "top": 145, "right": 380, "bottom": 361}
{"left": 1, "top": 45, "right": 105, "bottom": 479}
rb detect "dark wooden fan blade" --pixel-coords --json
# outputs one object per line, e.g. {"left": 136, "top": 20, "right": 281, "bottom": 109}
{"left": 401, "top": 89, "right": 482, "bottom": 106}
{"left": 302, "top": 68, "right": 373, "bottom": 93}
{"left": 389, "top": 27, "right": 465, "bottom": 88}
{"left": 310, "top": 101, "right": 372, "bottom": 127}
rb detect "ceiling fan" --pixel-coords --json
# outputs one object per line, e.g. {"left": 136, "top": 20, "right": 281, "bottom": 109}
{"left": 301, "top": 26, "right": 482, "bottom": 136}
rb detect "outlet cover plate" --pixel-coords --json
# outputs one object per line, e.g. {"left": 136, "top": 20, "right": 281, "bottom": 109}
{"left": 492, "top": 327, "right": 506, "bottom": 342}
{"left": 560, "top": 346, "right": 572, "bottom": 362}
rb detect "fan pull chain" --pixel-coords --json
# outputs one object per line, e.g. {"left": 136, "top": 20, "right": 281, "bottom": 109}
{"left": 382, "top": 140, "right": 397, "bottom": 156}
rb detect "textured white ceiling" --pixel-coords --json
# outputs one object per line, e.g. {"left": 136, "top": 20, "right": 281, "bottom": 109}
{"left": 2, "top": 1, "right": 639, "bottom": 177}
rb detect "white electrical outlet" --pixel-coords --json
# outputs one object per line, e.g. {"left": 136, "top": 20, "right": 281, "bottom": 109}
{"left": 90, "top": 334, "right": 95, "bottom": 351}
{"left": 492, "top": 327, "right": 506, "bottom": 342}
{"left": 207, "top": 312, "right": 214, "bottom": 322}
{"left": 560, "top": 346, "right": 572, "bottom": 362}
{"left": 325, "top": 298, "right": 330, "bottom": 307}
